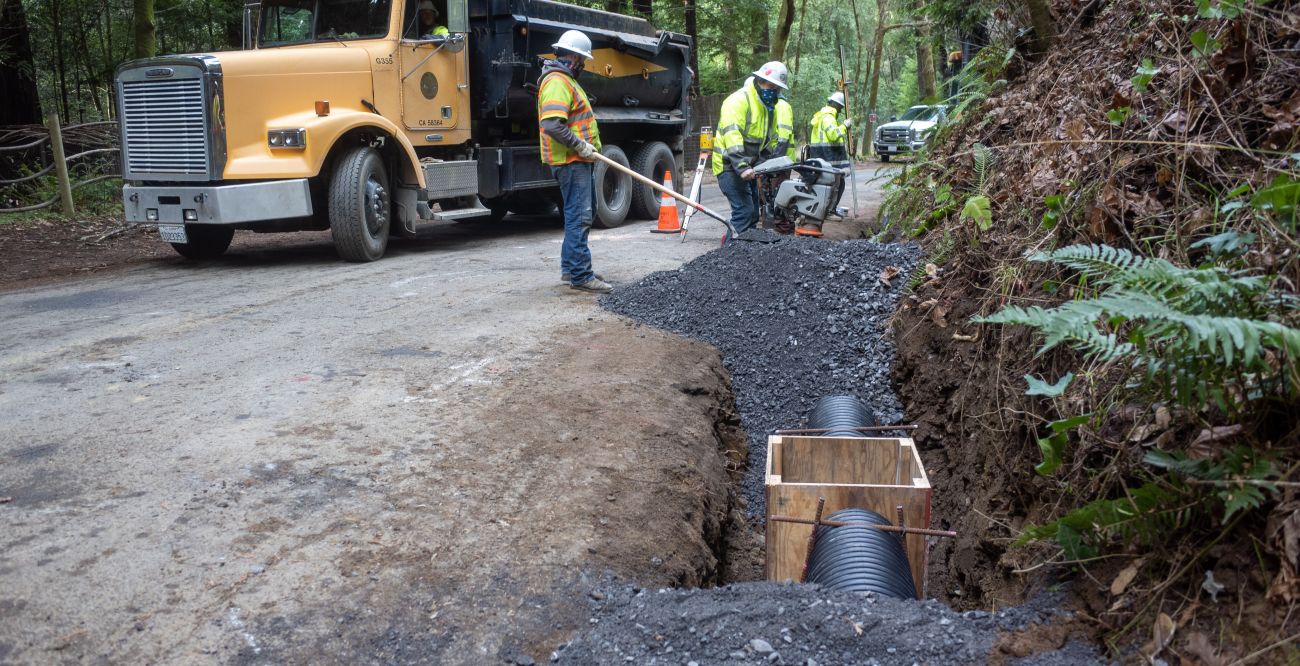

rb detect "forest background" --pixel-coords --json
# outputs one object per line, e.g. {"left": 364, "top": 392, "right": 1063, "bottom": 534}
{"left": 0, "top": 0, "right": 994, "bottom": 143}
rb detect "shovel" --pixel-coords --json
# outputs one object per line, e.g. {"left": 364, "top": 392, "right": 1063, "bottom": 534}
{"left": 590, "top": 151, "right": 737, "bottom": 239}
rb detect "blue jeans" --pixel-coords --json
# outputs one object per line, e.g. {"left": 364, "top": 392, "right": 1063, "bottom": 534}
{"left": 718, "top": 168, "right": 761, "bottom": 242}
{"left": 552, "top": 161, "right": 595, "bottom": 285}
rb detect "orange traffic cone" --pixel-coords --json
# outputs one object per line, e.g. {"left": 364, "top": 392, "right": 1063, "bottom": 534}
{"left": 650, "top": 171, "right": 681, "bottom": 233}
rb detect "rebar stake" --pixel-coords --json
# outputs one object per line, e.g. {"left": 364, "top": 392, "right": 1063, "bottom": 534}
{"left": 896, "top": 506, "right": 907, "bottom": 548}
{"left": 800, "top": 498, "right": 825, "bottom": 584}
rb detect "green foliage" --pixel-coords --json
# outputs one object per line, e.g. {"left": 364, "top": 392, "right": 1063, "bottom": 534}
{"left": 976, "top": 243, "right": 1300, "bottom": 413}
{"left": 1025, "top": 372, "right": 1074, "bottom": 396}
{"left": 1190, "top": 30, "right": 1221, "bottom": 59}
{"left": 960, "top": 195, "right": 991, "bottom": 229}
{"left": 1130, "top": 59, "right": 1159, "bottom": 93}
{"left": 1249, "top": 174, "right": 1299, "bottom": 230}
{"left": 1034, "top": 413, "right": 1090, "bottom": 475}
{"left": 1016, "top": 483, "right": 1196, "bottom": 559}
{"left": 1106, "top": 107, "right": 1132, "bottom": 126}
{"left": 1042, "top": 194, "right": 1064, "bottom": 229}
{"left": 1196, "top": 0, "right": 1243, "bottom": 19}
{"left": 1146, "top": 446, "right": 1282, "bottom": 519}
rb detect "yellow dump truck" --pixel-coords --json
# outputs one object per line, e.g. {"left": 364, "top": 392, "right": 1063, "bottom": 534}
{"left": 115, "top": 0, "right": 692, "bottom": 261}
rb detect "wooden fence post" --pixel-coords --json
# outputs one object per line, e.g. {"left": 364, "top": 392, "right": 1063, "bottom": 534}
{"left": 47, "top": 112, "right": 75, "bottom": 217}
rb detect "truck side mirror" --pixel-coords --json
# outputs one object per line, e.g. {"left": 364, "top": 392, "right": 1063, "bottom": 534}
{"left": 890, "top": 115, "right": 897, "bottom": 122}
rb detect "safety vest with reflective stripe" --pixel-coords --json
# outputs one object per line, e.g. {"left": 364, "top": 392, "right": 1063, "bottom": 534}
{"left": 711, "top": 77, "right": 784, "bottom": 175}
{"left": 775, "top": 99, "right": 796, "bottom": 160}
{"left": 537, "top": 70, "right": 602, "bottom": 166}
{"left": 810, "top": 106, "right": 847, "bottom": 146}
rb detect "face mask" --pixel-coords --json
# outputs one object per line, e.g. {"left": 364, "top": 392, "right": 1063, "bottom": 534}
{"left": 559, "top": 56, "right": 584, "bottom": 77}
{"left": 758, "top": 87, "right": 779, "bottom": 108}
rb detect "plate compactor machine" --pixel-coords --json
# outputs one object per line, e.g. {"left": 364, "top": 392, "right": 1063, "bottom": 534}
{"left": 754, "top": 157, "right": 847, "bottom": 236}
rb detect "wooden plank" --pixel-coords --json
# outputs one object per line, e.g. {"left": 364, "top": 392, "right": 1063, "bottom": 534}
{"left": 778, "top": 437, "right": 899, "bottom": 485}
{"left": 764, "top": 436, "right": 931, "bottom": 599}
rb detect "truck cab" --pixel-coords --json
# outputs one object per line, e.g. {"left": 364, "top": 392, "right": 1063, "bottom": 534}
{"left": 115, "top": 0, "right": 692, "bottom": 261}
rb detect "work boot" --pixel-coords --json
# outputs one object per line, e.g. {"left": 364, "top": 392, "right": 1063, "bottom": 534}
{"left": 562, "top": 271, "right": 605, "bottom": 283}
{"left": 570, "top": 278, "right": 613, "bottom": 293}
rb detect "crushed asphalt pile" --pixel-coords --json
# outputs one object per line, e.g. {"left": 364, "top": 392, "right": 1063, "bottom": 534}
{"left": 548, "top": 579, "right": 1103, "bottom": 666}
{"left": 602, "top": 231, "right": 921, "bottom": 514}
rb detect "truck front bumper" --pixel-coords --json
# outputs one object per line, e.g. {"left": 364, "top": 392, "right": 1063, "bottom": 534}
{"left": 123, "top": 179, "right": 313, "bottom": 225}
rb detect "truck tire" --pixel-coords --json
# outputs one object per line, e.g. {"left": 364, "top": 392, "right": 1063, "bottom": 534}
{"left": 170, "top": 225, "right": 234, "bottom": 259}
{"left": 593, "top": 145, "right": 632, "bottom": 228}
{"left": 629, "top": 142, "right": 680, "bottom": 221}
{"left": 329, "top": 146, "right": 390, "bottom": 262}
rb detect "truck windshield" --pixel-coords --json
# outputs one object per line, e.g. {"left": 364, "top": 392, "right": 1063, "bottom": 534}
{"left": 900, "top": 106, "right": 941, "bottom": 121}
{"left": 259, "top": 0, "right": 392, "bottom": 47}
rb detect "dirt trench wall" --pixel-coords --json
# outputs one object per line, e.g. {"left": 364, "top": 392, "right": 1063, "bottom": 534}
{"left": 890, "top": 278, "right": 1050, "bottom": 612}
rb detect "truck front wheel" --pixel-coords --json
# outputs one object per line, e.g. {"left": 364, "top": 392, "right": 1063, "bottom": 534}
{"left": 592, "top": 145, "right": 632, "bottom": 228}
{"left": 329, "top": 147, "right": 390, "bottom": 262}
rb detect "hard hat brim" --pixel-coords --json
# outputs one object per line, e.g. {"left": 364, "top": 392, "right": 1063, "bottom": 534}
{"left": 752, "top": 70, "right": 789, "bottom": 90}
{"left": 553, "top": 43, "right": 594, "bottom": 60}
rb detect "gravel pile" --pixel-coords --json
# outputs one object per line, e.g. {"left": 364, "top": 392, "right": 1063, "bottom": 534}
{"left": 548, "top": 579, "right": 1103, "bottom": 666}
{"left": 602, "top": 233, "right": 922, "bottom": 513}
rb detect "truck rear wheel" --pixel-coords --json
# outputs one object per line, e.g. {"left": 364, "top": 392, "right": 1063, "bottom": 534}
{"left": 329, "top": 147, "right": 390, "bottom": 262}
{"left": 629, "top": 142, "right": 680, "bottom": 221}
{"left": 170, "top": 225, "right": 234, "bottom": 260}
{"left": 593, "top": 145, "right": 632, "bottom": 228}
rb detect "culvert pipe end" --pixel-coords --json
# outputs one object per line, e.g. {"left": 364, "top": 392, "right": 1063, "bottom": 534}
{"left": 806, "top": 508, "right": 917, "bottom": 600}
{"left": 805, "top": 395, "right": 876, "bottom": 438}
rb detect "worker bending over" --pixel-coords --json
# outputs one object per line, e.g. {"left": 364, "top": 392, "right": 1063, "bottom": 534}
{"left": 712, "top": 61, "right": 792, "bottom": 242}
{"left": 538, "top": 30, "right": 611, "bottom": 293}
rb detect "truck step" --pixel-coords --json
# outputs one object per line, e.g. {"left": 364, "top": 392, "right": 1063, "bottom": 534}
{"left": 432, "top": 204, "right": 493, "bottom": 221}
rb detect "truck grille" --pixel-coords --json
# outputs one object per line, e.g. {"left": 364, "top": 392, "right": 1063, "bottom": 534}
{"left": 880, "top": 128, "right": 910, "bottom": 144}
{"left": 121, "top": 78, "right": 208, "bottom": 176}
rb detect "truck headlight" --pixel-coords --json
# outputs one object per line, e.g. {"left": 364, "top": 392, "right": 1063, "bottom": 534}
{"left": 268, "top": 129, "right": 307, "bottom": 150}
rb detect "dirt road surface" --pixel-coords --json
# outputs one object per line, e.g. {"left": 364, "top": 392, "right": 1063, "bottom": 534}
{"left": 0, "top": 173, "right": 888, "bottom": 665}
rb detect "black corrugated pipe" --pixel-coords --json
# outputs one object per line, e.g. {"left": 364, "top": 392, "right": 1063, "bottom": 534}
{"left": 806, "top": 508, "right": 917, "bottom": 599}
{"left": 805, "top": 395, "right": 876, "bottom": 438}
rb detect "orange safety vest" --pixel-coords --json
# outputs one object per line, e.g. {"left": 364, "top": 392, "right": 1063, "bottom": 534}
{"left": 537, "top": 71, "right": 600, "bottom": 165}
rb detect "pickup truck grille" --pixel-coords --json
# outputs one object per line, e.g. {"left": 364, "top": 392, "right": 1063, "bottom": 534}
{"left": 121, "top": 78, "right": 208, "bottom": 176}
{"left": 879, "top": 128, "right": 910, "bottom": 144}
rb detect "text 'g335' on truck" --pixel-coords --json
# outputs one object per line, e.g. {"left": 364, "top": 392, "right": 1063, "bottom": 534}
{"left": 115, "top": 0, "right": 692, "bottom": 261}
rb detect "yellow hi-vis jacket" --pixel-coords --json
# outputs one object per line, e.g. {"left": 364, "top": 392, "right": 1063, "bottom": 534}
{"left": 711, "top": 77, "right": 789, "bottom": 175}
{"left": 810, "top": 106, "right": 848, "bottom": 147}
{"left": 775, "top": 100, "right": 796, "bottom": 160}
{"left": 537, "top": 68, "right": 602, "bottom": 166}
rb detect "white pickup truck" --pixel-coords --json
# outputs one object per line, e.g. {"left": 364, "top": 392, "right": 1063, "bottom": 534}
{"left": 873, "top": 105, "right": 946, "bottom": 162}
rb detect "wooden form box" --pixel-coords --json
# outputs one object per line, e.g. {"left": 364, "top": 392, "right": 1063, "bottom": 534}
{"left": 764, "top": 436, "right": 931, "bottom": 598}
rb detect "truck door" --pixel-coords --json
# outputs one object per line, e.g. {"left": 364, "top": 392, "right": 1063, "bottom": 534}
{"left": 397, "top": 0, "right": 466, "bottom": 131}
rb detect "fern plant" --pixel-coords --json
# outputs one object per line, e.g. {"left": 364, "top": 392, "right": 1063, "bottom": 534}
{"left": 976, "top": 241, "right": 1300, "bottom": 414}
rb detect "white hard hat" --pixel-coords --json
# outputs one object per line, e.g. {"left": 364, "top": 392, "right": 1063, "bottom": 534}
{"left": 753, "top": 61, "right": 789, "bottom": 90}
{"left": 828, "top": 91, "right": 846, "bottom": 106}
{"left": 552, "top": 30, "right": 594, "bottom": 60}
{"left": 417, "top": 0, "right": 437, "bottom": 14}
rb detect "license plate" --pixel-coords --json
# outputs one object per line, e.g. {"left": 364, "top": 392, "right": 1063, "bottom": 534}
{"left": 159, "top": 224, "right": 188, "bottom": 244}
{"left": 887, "top": 145, "right": 896, "bottom": 152}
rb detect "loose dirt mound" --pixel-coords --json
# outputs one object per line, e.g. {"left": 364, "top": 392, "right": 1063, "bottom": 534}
{"left": 601, "top": 234, "right": 920, "bottom": 516}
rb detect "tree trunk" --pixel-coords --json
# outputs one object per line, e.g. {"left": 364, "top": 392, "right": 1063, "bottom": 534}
{"left": 605, "top": 0, "right": 624, "bottom": 13}
{"left": 917, "top": 20, "right": 936, "bottom": 100}
{"left": 135, "top": 0, "right": 156, "bottom": 58}
{"left": 769, "top": 0, "right": 796, "bottom": 62}
{"left": 865, "top": 0, "right": 889, "bottom": 117}
{"left": 1025, "top": 0, "right": 1053, "bottom": 55}
{"left": 0, "top": 0, "right": 44, "bottom": 126}
{"left": 53, "top": 0, "right": 70, "bottom": 123}
{"left": 791, "top": 0, "right": 807, "bottom": 74}
{"left": 632, "top": 0, "right": 650, "bottom": 19}
{"left": 684, "top": 0, "right": 698, "bottom": 94}
{"left": 753, "top": 20, "right": 769, "bottom": 57}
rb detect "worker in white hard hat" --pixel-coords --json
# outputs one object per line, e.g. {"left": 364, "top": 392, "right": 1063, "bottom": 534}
{"left": 405, "top": 0, "right": 448, "bottom": 38}
{"left": 712, "top": 60, "right": 792, "bottom": 242}
{"left": 800, "top": 89, "right": 853, "bottom": 236}
{"left": 537, "top": 30, "right": 611, "bottom": 293}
